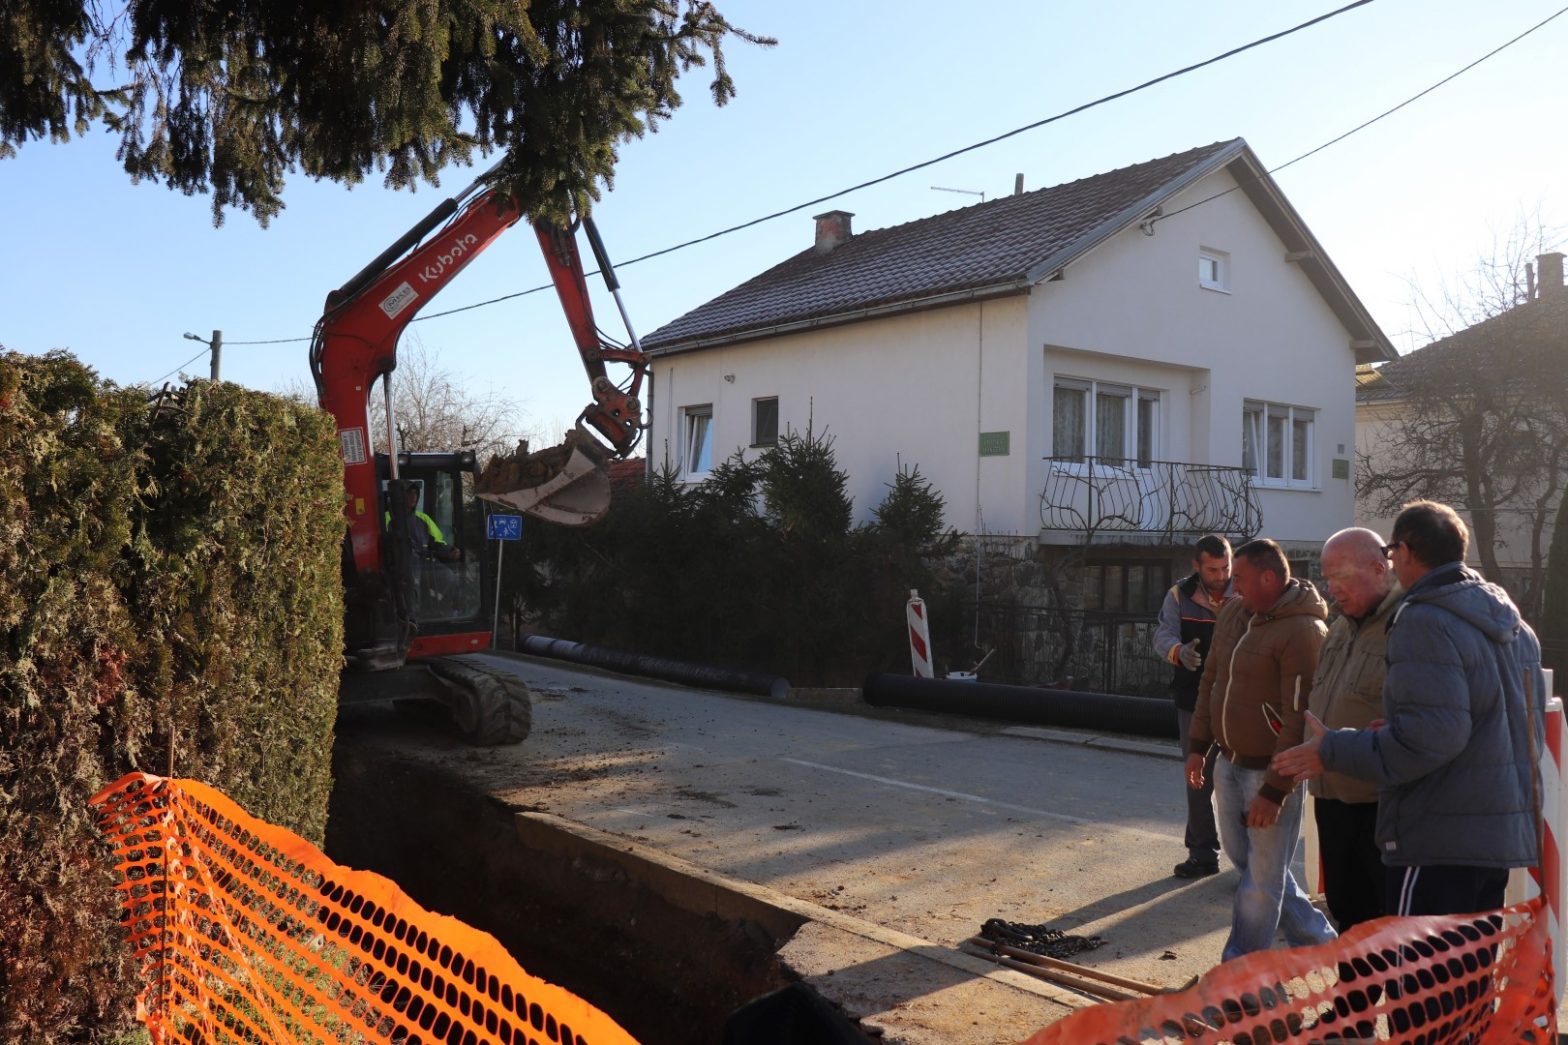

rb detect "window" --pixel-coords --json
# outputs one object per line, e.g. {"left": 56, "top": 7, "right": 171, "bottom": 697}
{"left": 1199, "top": 248, "right": 1229, "bottom": 292}
{"left": 1052, "top": 378, "right": 1160, "bottom": 467}
{"left": 752, "top": 397, "right": 779, "bottom": 447}
{"left": 1082, "top": 559, "right": 1173, "bottom": 614}
{"left": 681, "top": 405, "right": 714, "bottom": 476}
{"left": 1242, "top": 401, "right": 1315, "bottom": 487}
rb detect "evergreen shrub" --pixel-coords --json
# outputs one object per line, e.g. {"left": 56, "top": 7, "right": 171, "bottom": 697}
{"left": 511, "top": 427, "right": 966, "bottom": 685}
{"left": 0, "top": 352, "right": 343, "bottom": 1041}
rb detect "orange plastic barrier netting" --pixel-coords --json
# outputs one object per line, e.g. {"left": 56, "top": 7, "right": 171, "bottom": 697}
{"left": 1022, "top": 901, "right": 1556, "bottom": 1045}
{"left": 89, "top": 772, "right": 639, "bottom": 1045}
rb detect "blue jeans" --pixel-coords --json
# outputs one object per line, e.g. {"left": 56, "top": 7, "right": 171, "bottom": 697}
{"left": 1213, "top": 759, "right": 1336, "bottom": 961}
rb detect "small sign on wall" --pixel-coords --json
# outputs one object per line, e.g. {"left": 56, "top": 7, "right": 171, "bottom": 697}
{"left": 1332, "top": 458, "right": 1350, "bottom": 480}
{"left": 979, "top": 431, "right": 1010, "bottom": 457}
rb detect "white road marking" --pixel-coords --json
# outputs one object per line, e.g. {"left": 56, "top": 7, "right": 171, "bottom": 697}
{"left": 781, "top": 757, "right": 1180, "bottom": 844}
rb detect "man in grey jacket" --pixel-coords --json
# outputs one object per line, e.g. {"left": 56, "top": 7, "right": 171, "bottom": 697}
{"left": 1309, "top": 527, "right": 1400, "bottom": 930}
{"left": 1275, "top": 500, "right": 1545, "bottom": 916}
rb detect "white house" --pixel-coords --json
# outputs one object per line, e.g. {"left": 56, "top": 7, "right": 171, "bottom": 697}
{"left": 1355, "top": 255, "right": 1568, "bottom": 619}
{"left": 641, "top": 140, "right": 1393, "bottom": 685}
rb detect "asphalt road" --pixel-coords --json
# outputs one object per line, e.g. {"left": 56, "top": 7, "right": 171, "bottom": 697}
{"left": 367, "top": 652, "right": 1248, "bottom": 999}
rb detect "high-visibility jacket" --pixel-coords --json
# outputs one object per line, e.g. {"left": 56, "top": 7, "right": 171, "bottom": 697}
{"left": 385, "top": 509, "right": 447, "bottom": 556}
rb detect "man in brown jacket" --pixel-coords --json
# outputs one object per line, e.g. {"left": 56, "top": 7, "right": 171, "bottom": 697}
{"left": 1309, "top": 527, "right": 1400, "bottom": 930}
{"left": 1187, "top": 538, "right": 1336, "bottom": 960}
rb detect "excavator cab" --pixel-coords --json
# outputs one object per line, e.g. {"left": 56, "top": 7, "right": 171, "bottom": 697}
{"left": 381, "top": 460, "right": 484, "bottom": 629}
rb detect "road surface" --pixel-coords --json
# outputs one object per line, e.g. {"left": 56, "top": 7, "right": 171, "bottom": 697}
{"left": 387, "top": 653, "right": 1247, "bottom": 995}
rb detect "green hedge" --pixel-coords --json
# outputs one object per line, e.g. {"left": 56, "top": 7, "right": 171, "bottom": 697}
{"left": 0, "top": 351, "right": 344, "bottom": 1042}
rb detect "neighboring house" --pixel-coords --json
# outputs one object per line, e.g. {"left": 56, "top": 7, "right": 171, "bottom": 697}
{"left": 642, "top": 139, "right": 1394, "bottom": 690}
{"left": 1356, "top": 253, "right": 1568, "bottom": 619}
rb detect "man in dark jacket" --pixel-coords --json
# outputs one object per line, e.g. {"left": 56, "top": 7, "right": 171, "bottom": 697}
{"left": 1275, "top": 500, "right": 1546, "bottom": 917}
{"left": 1188, "top": 539, "right": 1336, "bottom": 960}
{"left": 1154, "top": 534, "right": 1235, "bottom": 878}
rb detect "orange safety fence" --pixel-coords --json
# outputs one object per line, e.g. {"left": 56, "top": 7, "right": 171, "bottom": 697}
{"left": 1021, "top": 900, "right": 1556, "bottom": 1045}
{"left": 89, "top": 772, "right": 639, "bottom": 1045}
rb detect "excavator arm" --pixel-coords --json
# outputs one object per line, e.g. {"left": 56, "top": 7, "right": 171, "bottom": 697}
{"left": 310, "top": 161, "right": 648, "bottom": 578}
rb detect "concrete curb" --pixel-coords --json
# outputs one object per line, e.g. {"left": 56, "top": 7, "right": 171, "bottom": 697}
{"left": 1001, "top": 725, "right": 1184, "bottom": 761}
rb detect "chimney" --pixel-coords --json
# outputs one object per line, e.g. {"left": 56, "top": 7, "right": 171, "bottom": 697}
{"left": 1014, "top": 173, "right": 1024, "bottom": 196}
{"left": 1537, "top": 252, "right": 1565, "bottom": 298}
{"left": 813, "top": 210, "right": 854, "bottom": 254}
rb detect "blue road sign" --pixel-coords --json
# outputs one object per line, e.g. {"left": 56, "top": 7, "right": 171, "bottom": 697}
{"left": 486, "top": 513, "right": 523, "bottom": 541}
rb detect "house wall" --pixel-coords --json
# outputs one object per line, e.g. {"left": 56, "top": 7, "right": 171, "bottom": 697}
{"left": 649, "top": 296, "right": 1031, "bottom": 531}
{"left": 1353, "top": 398, "right": 1404, "bottom": 542}
{"left": 649, "top": 167, "right": 1364, "bottom": 547}
{"left": 1027, "top": 169, "right": 1360, "bottom": 547}
{"left": 1356, "top": 395, "right": 1559, "bottom": 610}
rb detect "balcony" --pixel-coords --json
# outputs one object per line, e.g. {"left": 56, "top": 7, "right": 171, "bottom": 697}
{"left": 1039, "top": 457, "right": 1261, "bottom": 544}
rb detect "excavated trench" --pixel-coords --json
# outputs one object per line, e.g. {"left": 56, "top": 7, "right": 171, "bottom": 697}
{"left": 324, "top": 738, "right": 810, "bottom": 1045}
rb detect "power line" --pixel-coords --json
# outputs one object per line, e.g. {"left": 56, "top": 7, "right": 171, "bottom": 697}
{"left": 608, "top": 0, "right": 1377, "bottom": 269}
{"left": 209, "top": 0, "right": 1566, "bottom": 355}
{"left": 210, "top": 0, "right": 1377, "bottom": 348}
{"left": 1153, "top": 3, "right": 1568, "bottom": 228}
{"left": 149, "top": 348, "right": 210, "bottom": 386}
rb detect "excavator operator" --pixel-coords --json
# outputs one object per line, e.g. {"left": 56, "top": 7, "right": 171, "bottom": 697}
{"left": 391, "top": 484, "right": 462, "bottom": 564}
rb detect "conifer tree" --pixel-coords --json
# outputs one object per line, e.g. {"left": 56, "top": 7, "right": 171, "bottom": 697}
{"left": 0, "top": 0, "right": 771, "bottom": 224}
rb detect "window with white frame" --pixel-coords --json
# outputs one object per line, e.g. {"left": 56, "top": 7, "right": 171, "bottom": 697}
{"left": 1198, "top": 248, "right": 1229, "bottom": 292}
{"left": 1242, "top": 400, "right": 1315, "bottom": 486}
{"left": 1052, "top": 378, "right": 1160, "bottom": 467}
{"left": 681, "top": 405, "right": 714, "bottom": 477}
{"left": 752, "top": 397, "right": 778, "bottom": 447}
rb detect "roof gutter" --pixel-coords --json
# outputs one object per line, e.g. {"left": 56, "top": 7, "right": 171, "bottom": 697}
{"left": 645, "top": 278, "right": 1034, "bottom": 357}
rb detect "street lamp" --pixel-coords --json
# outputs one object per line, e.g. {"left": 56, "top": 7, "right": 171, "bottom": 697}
{"left": 182, "top": 330, "right": 223, "bottom": 382}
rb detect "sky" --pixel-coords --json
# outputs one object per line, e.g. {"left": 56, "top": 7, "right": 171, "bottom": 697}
{"left": 3, "top": 0, "right": 1564, "bottom": 441}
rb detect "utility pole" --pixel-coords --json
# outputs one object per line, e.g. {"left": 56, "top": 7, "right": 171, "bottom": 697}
{"left": 182, "top": 330, "right": 223, "bottom": 381}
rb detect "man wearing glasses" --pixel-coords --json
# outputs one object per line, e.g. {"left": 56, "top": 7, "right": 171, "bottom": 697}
{"left": 1275, "top": 501, "right": 1546, "bottom": 916}
{"left": 1186, "top": 539, "right": 1336, "bottom": 959}
{"left": 1304, "top": 527, "right": 1401, "bottom": 932}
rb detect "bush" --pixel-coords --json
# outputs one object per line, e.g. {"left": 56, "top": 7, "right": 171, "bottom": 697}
{"left": 511, "top": 428, "right": 965, "bottom": 685}
{"left": 0, "top": 352, "right": 343, "bottom": 1041}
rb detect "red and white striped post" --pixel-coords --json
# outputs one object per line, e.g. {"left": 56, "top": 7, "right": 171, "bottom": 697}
{"left": 1508, "top": 674, "right": 1564, "bottom": 1004}
{"left": 907, "top": 589, "right": 933, "bottom": 678}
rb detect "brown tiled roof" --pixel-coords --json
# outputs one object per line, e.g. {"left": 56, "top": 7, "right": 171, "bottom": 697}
{"left": 645, "top": 140, "right": 1245, "bottom": 351}
{"left": 607, "top": 457, "right": 646, "bottom": 488}
{"left": 1356, "top": 292, "right": 1568, "bottom": 404}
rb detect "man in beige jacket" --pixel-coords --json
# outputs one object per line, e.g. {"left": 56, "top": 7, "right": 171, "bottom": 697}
{"left": 1310, "top": 528, "right": 1400, "bottom": 931}
{"left": 1187, "top": 538, "right": 1336, "bottom": 960}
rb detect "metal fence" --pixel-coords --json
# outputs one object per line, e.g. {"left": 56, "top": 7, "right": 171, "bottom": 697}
{"left": 968, "top": 601, "right": 1170, "bottom": 697}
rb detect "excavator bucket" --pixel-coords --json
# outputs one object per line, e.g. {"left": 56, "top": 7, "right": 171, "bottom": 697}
{"left": 476, "top": 430, "right": 613, "bottom": 527}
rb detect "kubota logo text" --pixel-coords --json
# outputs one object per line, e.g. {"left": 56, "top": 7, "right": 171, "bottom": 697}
{"left": 417, "top": 234, "right": 480, "bottom": 284}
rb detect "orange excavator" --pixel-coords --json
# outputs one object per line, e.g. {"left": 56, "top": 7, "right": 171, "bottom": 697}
{"left": 311, "top": 160, "right": 647, "bottom": 744}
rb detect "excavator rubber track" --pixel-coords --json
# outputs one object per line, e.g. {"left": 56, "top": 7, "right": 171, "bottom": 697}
{"left": 423, "top": 655, "right": 533, "bottom": 746}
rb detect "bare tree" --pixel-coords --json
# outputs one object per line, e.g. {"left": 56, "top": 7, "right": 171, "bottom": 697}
{"left": 1360, "top": 217, "right": 1568, "bottom": 615}
{"left": 370, "top": 335, "right": 536, "bottom": 459}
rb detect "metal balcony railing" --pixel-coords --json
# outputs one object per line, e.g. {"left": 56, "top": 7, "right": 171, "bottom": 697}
{"left": 1039, "top": 457, "right": 1262, "bottom": 542}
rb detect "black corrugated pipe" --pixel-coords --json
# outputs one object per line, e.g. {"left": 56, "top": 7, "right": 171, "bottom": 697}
{"left": 862, "top": 673, "right": 1177, "bottom": 739}
{"left": 520, "top": 635, "right": 791, "bottom": 700}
